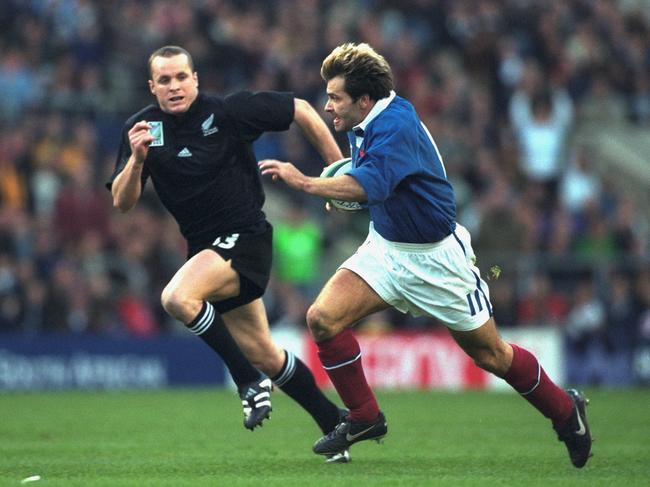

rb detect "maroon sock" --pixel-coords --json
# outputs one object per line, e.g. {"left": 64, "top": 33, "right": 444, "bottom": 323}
{"left": 504, "top": 343, "right": 573, "bottom": 429}
{"left": 317, "top": 328, "right": 379, "bottom": 423}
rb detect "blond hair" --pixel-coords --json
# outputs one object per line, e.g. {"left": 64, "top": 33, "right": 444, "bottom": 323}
{"left": 321, "top": 43, "right": 393, "bottom": 101}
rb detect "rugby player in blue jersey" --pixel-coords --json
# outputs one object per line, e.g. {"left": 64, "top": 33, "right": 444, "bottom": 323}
{"left": 259, "top": 43, "right": 592, "bottom": 468}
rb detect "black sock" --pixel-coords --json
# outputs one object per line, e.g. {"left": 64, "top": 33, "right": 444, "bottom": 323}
{"left": 272, "top": 350, "right": 341, "bottom": 433}
{"left": 186, "top": 301, "right": 261, "bottom": 388}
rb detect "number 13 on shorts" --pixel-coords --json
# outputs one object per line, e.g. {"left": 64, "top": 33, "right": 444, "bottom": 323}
{"left": 213, "top": 233, "right": 240, "bottom": 249}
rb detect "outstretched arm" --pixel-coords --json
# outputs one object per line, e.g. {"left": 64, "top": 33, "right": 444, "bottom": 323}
{"left": 111, "top": 121, "right": 154, "bottom": 212}
{"left": 293, "top": 98, "right": 343, "bottom": 164}
{"left": 258, "top": 159, "right": 367, "bottom": 202}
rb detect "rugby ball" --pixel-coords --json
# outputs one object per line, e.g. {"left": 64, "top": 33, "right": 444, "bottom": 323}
{"left": 319, "top": 157, "right": 363, "bottom": 211}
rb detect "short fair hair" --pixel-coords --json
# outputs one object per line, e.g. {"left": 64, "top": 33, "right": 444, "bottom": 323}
{"left": 321, "top": 43, "right": 393, "bottom": 101}
{"left": 148, "top": 45, "right": 194, "bottom": 78}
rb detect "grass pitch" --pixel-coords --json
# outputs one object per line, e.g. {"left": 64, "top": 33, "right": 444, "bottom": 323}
{"left": 1, "top": 389, "right": 649, "bottom": 486}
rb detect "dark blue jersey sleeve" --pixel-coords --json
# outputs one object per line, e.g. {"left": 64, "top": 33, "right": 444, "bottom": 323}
{"left": 347, "top": 124, "right": 418, "bottom": 205}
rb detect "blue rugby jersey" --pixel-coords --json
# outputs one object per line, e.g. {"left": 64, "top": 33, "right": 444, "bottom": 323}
{"left": 346, "top": 92, "right": 456, "bottom": 243}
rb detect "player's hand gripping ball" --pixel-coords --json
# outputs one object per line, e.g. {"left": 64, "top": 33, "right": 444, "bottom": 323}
{"left": 319, "top": 157, "right": 363, "bottom": 211}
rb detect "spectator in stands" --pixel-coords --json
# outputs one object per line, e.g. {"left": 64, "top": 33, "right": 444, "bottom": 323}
{"left": 565, "top": 277, "right": 607, "bottom": 385}
{"left": 518, "top": 272, "right": 570, "bottom": 327}
{"left": 574, "top": 204, "right": 617, "bottom": 260}
{"left": 559, "top": 146, "right": 602, "bottom": 216}
{"left": 53, "top": 163, "right": 110, "bottom": 248}
{"left": 604, "top": 271, "right": 640, "bottom": 386}
{"left": 0, "top": 48, "right": 43, "bottom": 121}
{"left": 0, "top": 130, "right": 30, "bottom": 211}
{"left": 0, "top": 252, "right": 21, "bottom": 331}
{"left": 273, "top": 201, "right": 325, "bottom": 301}
{"left": 634, "top": 271, "right": 650, "bottom": 383}
{"left": 509, "top": 63, "right": 574, "bottom": 201}
{"left": 490, "top": 276, "right": 519, "bottom": 328}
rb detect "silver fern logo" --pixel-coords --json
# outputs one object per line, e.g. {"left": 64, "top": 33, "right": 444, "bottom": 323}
{"left": 201, "top": 114, "right": 218, "bottom": 136}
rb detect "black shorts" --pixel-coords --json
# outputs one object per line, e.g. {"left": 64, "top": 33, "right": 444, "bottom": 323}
{"left": 188, "top": 221, "right": 273, "bottom": 314}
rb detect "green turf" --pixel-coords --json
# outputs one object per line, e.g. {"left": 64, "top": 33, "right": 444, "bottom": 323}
{"left": 1, "top": 389, "right": 649, "bottom": 486}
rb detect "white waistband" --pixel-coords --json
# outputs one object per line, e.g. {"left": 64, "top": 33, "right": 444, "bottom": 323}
{"left": 369, "top": 222, "right": 455, "bottom": 253}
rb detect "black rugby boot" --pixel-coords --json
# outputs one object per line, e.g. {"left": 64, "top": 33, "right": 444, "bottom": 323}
{"left": 239, "top": 377, "right": 273, "bottom": 430}
{"left": 313, "top": 411, "right": 387, "bottom": 456}
{"left": 556, "top": 389, "right": 593, "bottom": 468}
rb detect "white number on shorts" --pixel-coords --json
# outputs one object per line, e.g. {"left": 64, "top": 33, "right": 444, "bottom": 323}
{"left": 213, "top": 233, "right": 240, "bottom": 249}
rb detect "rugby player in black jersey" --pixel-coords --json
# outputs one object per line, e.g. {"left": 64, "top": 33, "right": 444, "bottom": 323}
{"left": 107, "top": 46, "right": 349, "bottom": 458}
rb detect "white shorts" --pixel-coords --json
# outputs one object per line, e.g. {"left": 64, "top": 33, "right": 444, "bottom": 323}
{"left": 340, "top": 223, "right": 492, "bottom": 332}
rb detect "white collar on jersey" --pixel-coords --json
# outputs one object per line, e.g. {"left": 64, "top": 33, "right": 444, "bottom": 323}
{"left": 352, "top": 90, "right": 396, "bottom": 135}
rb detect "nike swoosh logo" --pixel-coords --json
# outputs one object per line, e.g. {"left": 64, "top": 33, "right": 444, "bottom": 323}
{"left": 575, "top": 407, "right": 586, "bottom": 436}
{"left": 346, "top": 425, "right": 377, "bottom": 442}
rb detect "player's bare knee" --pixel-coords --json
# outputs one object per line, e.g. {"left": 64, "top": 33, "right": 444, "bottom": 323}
{"left": 471, "top": 349, "right": 500, "bottom": 374}
{"left": 306, "top": 304, "right": 337, "bottom": 341}
{"left": 160, "top": 285, "right": 194, "bottom": 321}
{"left": 471, "top": 347, "right": 509, "bottom": 375}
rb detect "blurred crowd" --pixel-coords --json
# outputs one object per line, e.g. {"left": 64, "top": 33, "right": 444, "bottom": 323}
{"left": 0, "top": 0, "right": 649, "bottom": 386}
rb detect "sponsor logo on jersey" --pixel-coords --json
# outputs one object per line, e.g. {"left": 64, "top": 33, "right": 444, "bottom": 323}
{"left": 148, "top": 121, "right": 164, "bottom": 146}
{"left": 177, "top": 147, "right": 193, "bottom": 157}
{"left": 201, "top": 113, "right": 219, "bottom": 136}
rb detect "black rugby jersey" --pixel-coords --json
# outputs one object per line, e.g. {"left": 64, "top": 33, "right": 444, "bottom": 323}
{"left": 107, "top": 91, "right": 294, "bottom": 245}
